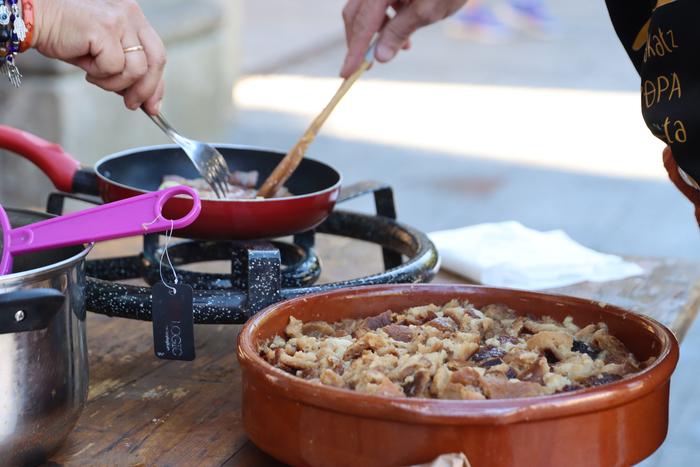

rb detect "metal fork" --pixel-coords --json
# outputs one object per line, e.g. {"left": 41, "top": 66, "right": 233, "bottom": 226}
{"left": 144, "top": 110, "right": 231, "bottom": 199}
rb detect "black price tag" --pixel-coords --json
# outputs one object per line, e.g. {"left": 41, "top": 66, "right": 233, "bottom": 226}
{"left": 152, "top": 282, "right": 195, "bottom": 361}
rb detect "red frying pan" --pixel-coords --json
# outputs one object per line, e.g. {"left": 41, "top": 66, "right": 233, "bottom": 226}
{"left": 0, "top": 126, "right": 341, "bottom": 239}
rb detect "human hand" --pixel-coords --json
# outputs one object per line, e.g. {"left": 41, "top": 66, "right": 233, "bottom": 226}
{"left": 340, "top": 0, "right": 468, "bottom": 77}
{"left": 33, "top": 0, "right": 166, "bottom": 114}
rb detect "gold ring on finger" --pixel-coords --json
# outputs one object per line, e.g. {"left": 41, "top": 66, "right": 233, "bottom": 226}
{"left": 123, "top": 45, "right": 145, "bottom": 53}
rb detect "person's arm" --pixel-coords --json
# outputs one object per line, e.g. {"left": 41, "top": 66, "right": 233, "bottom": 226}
{"left": 32, "top": 0, "right": 166, "bottom": 115}
{"left": 340, "top": 0, "right": 467, "bottom": 78}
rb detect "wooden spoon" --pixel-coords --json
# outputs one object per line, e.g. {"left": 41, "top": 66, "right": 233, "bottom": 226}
{"left": 257, "top": 41, "right": 377, "bottom": 198}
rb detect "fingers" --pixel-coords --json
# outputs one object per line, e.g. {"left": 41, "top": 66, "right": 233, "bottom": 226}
{"left": 83, "top": 26, "right": 165, "bottom": 112}
{"left": 48, "top": 0, "right": 166, "bottom": 113}
{"left": 85, "top": 31, "right": 147, "bottom": 96}
{"left": 376, "top": 2, "right": 429, "bottom": 63}
{"left": 78, "top": 33, "right": 126, "bottom": 78}
{"left": 342, "top": 0, "right": 362, "bottom": 51}
{"left": 141, "top": 75, "right": 165, "bottom": 116}
{"left": 340, "top": 0, "right": 466, "bottom": 74}
{"left": 340, "top": 0, "right": 391, "bottom": 77}
{"left": 123, "top": 25, "right": 166, "bottom": 113}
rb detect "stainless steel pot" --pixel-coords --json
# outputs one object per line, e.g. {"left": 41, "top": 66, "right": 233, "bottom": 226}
{"left": 0, "top": 208, "right": 91, "bottom": 466}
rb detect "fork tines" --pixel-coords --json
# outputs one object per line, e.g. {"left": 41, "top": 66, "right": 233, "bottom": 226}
{"left": 204, "top": 151, "right": 231, "bottom": 200}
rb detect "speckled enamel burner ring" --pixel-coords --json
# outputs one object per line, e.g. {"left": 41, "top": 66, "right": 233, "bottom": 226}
{"left": 59, "top": 177, "right": 439, "bottom": 324}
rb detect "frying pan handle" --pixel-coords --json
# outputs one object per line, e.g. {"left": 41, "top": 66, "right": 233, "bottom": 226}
{"left": 0, "top": 288, "right": 65, "bottom": 334}
{"left": 0, "top": 125, "right": 80, "bottom": 193}
{"left": 71, "top": 168, "right": 101, "bottom": 196}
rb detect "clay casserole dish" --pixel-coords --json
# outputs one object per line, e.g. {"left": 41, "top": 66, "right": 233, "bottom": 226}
{"left": 237, "top": 284, "right": 679, "bottom": 467}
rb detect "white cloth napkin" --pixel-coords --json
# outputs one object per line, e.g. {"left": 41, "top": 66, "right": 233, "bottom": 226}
{"left": 428, "top": 221, "right": 644, "bottom": 290}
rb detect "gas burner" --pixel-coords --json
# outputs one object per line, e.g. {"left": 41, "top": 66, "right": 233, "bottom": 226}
{"left": 46, "top": 182, "right": 439, "bottom": 324}
{"left": 140, "top": 234, "right": 322, "bottom": 290}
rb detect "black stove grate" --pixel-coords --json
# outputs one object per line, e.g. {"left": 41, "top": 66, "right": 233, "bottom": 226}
{"left": 47, "top": 182, "right": 439, "bottom": 324}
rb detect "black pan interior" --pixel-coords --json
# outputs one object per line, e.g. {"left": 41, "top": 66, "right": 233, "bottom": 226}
{"left": 96, "top": 146, "right": 341, "bottom": 195}
{"left": 3, "top": 210, "right": 85, "bottom": 274}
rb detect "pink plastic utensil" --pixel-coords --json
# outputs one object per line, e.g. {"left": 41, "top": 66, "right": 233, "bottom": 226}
{"left": 0, "top": 185, "right": 201, "bottom": 275}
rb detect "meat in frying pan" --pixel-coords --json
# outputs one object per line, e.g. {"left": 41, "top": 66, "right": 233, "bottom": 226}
{"left": 159, "top": 171, "right": 292, "bottom": 200}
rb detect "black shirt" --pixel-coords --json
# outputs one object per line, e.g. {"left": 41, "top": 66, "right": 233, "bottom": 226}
{"left": 605, "top": 0, "right": 700, "bottom": 182}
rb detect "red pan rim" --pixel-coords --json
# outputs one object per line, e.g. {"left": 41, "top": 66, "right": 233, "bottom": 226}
{"left": 94, "top": 143, "right": 343, "bottom": 203}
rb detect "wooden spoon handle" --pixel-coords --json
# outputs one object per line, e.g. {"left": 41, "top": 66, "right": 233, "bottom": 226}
{"left": 257, "top": 59, "right": 372, "bottom": 198}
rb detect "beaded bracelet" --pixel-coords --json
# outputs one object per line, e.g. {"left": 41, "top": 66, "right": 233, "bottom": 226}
{"left": 19, "top": 0, "right": 32, "bottom": 52}
{"left": 0, "top": 0, "right": 27, "bottom": 87}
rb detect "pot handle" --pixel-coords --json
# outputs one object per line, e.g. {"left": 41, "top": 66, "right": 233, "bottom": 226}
{"left": 0, "top": 288, "right": 65, "bottom": 335}
{"left": 0, "top": 125, "right": 80, "bottom": 193}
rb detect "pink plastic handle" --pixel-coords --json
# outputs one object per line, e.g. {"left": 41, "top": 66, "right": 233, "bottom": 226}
{"left": 0, "top": 205, "right": 11, "bottom": 274}
{"left": 7, "top": 186, "right": 201, "bottom": 257}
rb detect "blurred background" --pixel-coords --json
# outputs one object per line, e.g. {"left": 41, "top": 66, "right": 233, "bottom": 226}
{"left": 0, "top": 0, "right": 698, "bottom": 463}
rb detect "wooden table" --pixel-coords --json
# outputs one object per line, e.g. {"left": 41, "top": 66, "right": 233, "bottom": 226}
{"left": 51, "top": 235, "right": 700, "bottom": 465}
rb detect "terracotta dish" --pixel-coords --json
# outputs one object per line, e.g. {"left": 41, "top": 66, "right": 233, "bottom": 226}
{"left": 237, "top": 284, "right": 679, "bottom": 467}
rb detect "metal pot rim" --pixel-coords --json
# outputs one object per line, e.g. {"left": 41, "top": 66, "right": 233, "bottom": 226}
{"left": 0, "top": 208, "right": 93, "bottom": 285}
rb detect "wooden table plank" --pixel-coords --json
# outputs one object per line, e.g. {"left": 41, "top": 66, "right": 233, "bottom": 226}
{"left": 51, "top": 235, "right": 700, "bottom": 465}
{"left": 53, "top": 317, "right": 248, "bottom": 465}
{"left": 223, "top": 442, "right": 285, "bottom": 467}
{"left": 435, "top": 256, "right": 700, "bottom": 341}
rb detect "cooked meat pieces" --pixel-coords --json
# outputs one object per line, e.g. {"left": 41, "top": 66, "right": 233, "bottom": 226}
{"left": 383, "top": 324, "right": 413, "bottom": 342}
{"left": 259, "top": 301, "right": 649, "bottom": 400}
{"left": 364, "top": 310, "right": 393, "bottom": 330}
{"left": 159, "top": 172, "right": 292, "bottom": 200}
